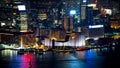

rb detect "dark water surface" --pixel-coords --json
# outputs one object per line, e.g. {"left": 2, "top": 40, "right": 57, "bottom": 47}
{"left": 0, "top": 47, "right": 119, "bottom": 68}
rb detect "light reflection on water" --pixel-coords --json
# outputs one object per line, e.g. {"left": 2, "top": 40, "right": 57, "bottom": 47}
{"left": 0, "top": 49, "right": 17, "bottom": 61}
{"left": 85, "top": 49, "right": 105, "bottom": 68}
{"left": 0, "top": 48, "right": 115, "bottom": 68}
{"left": 1, "top": 49, "right": 17, "bottom": 56}
{"left": 0, "top": 50, "right": 36, "bottom": 68}
{"left": 19, "top": 53, "right": 36, "bottom": 68}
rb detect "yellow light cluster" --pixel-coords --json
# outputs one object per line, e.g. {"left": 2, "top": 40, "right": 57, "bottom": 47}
{"left": 111, "top": 22, "right": 120, "bottom": 29}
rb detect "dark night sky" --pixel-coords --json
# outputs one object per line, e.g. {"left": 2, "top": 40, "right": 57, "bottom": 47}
{"left": 27, "top": 0, "right": 61, "bottom": 2}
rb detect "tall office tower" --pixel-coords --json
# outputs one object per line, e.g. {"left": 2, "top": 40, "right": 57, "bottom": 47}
{"left": 0, "top": 0, "right": 29, "bottom": 32}
{"left": 88, "top": 25, "right": 104, "bottom": 37}
{"left": 27, "top": 0, "right": 61, "bottom": 24}
{"left": 0, "top": 0, "right": 17, "bottom": 44}
{"left": 96, "top": 0, "right": 120, "bottom": 15}
{"left": 61, "top": 0, "right": 84, "bottom": 33}
{"left": 0, "top": 0, "right": 13, "bottom": 26}
{"left": 61, "top": 0, "right": 81, "bottom": 15}
{"left": 88, "top": 0, "right": 96, "bottom": 4}
{"left": 63, "top": 16, "right": 74, "bottom": 33}
{"left": 97, "top": 0, "right": 110, "bottom": 8}
{"left": 13, "top": 0, "right": 28, "bottom": 32}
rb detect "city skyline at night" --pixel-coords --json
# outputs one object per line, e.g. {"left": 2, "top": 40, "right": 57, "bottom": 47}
{"left": 0, "top": 0, "right": 120, "bottom": 68}
{"left": 0, "top": 0, "right": 120, "bottom": 47}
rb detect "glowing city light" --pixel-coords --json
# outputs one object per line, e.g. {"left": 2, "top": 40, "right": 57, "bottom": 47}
{"left": 70, "top": 10, "right": 76, "bottom": 15}
{"left": 83, "top": 0, "right": 87, "bottom": 3}
{"left": 17, "top": 5, "right": 26, "bottom": 11}
{"left": 105, "top": 9, "right": 112, "bottom": 15}
{"left": 89, "top": 25, "right": 104, "bottom": 28}
{"left": 87, "top": 4, "right": 96, "bottom": 8}
{"left": 1, "top": 22, "right": 5, "bottom": 26}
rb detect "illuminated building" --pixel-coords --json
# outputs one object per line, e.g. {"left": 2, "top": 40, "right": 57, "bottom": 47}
{"left": 0, "top": 0, "right": 16, "bottom": 44}
{"left": 0, "top": 0, "right": 13, "bottom": 26}
{"left": 0, "top": 0, "right": 26, "bottom": 29}
{"left": 63, "top": 16, "right": 74, "bottom": 33}
{"left": 0, "top": 0, "right": 34, "bottom": 47}
{"left": 0, "top": 0, "right": 119, "bottom": 47}
{"left": 44, "top": 34, "right": 85, "bottom": 47}
{"left": 61, "top": 0, "right": 81, "bottom": 15}
{"left": 88, "top": 25, "right": 104, "bottom": 37}
{"left": 27, "top": 0, "right": 62, "bottom": 24}
{"left": 61, "top": 0, "right": 81, "bottom": 25}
